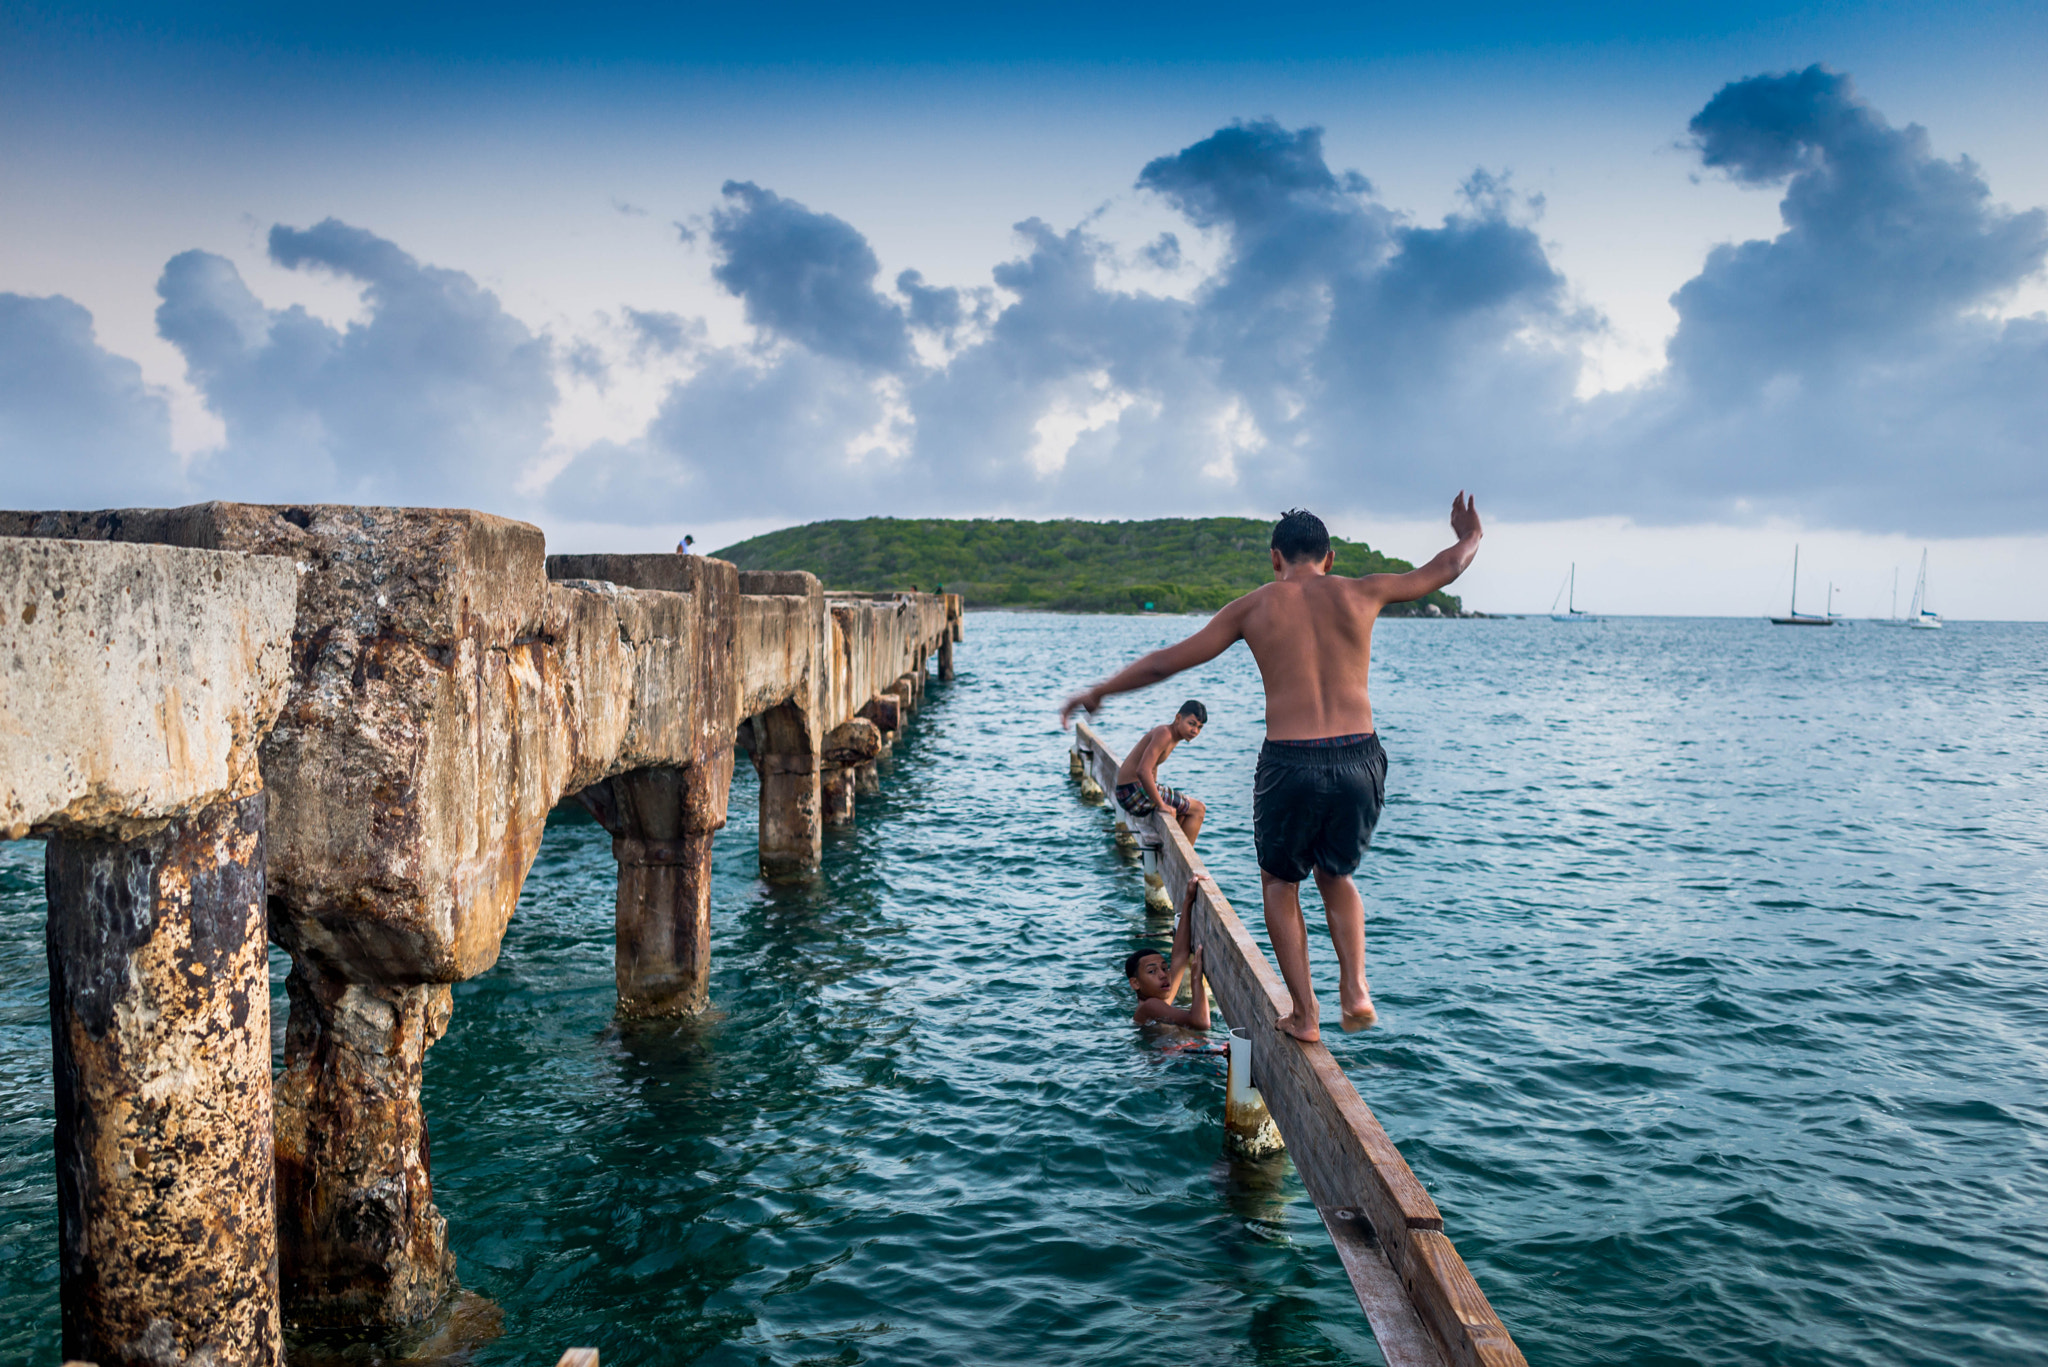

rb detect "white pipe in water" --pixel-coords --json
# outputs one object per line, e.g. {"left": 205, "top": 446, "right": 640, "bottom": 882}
{"left": 1225, "top": 1027, "right": 1285, "bottom": 1158}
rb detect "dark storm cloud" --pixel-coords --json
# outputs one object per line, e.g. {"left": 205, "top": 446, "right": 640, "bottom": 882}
{"left": 0, "top": 292, "right": 181, "bottom": 508}
{"left": 155, "top": 218, "right": 557, "bottom": 504}
{"left": 709, "top": 181, "right": 913, "bottom": 372}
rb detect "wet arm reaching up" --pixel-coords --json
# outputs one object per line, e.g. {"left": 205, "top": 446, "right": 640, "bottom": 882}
{"left": 1164, "top": 876, "right": 1204, "bottom": 996}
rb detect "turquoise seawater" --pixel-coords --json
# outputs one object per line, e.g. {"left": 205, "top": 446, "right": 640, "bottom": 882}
{"left": 2, "top": 613, "right": 2046, "bottom": 1365}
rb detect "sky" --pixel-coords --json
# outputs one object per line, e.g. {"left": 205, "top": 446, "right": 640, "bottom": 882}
{"left": 3, "top": 1, "right": 2046, "bottom": 616}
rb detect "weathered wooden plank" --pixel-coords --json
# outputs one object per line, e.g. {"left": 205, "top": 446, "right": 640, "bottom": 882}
{"left": 1322, "top": 1207, "right": 1448, "bottom": 1367}
{"left": 556, "top": 1350, "right": 599, "bottom": 1367}
{"left": 1403, "top": 1232, "right": 1524, "bottom": 1367}
{"left": 1074, "top": 722, "right": 1526, "bottom": 1367}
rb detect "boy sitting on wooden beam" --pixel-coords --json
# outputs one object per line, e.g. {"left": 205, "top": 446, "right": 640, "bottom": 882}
{"left": 1113, "top": 699, "right": 1208, "bottom": 843}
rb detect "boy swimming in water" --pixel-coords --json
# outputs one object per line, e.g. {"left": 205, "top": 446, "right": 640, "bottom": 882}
{"left": 1126, "top": 878, "right": 1211, "bottom": 1029}
{"left": 1113, "top": 700, "right": 1208, "bottom": 843}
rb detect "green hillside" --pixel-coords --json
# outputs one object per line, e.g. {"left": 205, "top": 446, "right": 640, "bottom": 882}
{"left": 714, "top": 517, "right": 1465, "bottom": 616}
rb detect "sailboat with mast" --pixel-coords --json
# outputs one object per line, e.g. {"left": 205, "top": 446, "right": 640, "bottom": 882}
{"left": 1770, "top": 546, "right": 1834, "bottom": 626}
{"left": 1907, "top": 549, "right": 1942, "bottom": 629}
{"left": 1550, "top": 563, "right": 1598, "bottom": 622}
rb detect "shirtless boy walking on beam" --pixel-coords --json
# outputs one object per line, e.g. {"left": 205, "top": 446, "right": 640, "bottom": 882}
{"left": 1060, "top": 498, "right": 1483, "bottom": 1042}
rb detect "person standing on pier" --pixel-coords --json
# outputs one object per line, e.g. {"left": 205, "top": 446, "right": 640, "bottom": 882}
{"left": 1060, "top": 497, "right": 1483, "bottom": 1041}
{"left": 1113, "top": 700, "right": 1209, "bottom": 843}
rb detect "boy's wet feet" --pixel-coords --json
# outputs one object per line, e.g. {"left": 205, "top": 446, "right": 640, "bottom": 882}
{"left": 1340, "top": 985, "right": 1377, "bottom": 1030}
{"left": 1274, "top": 1007, "right": 1320, "bottom": 1043}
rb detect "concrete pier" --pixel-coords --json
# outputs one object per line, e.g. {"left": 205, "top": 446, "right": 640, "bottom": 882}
{"left": 4, "top": 506, "right": 961, "bottom": 1333}
{"left": 4, "top": 536, "right": 298, "bottom": 1366}
{"left": 1073, "top": 722, "right": 1525, "bottom": 1367}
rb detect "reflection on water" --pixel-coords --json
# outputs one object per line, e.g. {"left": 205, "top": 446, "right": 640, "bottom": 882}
{"left": 1, "top": 614, "right": 2045, "bottom": 1365}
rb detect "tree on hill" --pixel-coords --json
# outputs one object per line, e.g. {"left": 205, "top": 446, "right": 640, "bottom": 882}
{"left": 714, "top": 517, "right": 1465, "bottom": 616}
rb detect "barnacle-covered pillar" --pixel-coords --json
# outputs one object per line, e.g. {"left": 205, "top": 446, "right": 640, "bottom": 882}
{"left": 48, "top": 794, "right": 283, "bottom": 1367}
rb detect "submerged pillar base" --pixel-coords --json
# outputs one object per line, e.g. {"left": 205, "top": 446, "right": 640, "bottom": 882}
{"left": 615, "top": 834, "right": 716, "bottom": 1015}
{"left": 274, "top": 965, "right": 454, "bottom": 1329}
{"left": 579, "top": 764, "right": 731, "bottom": 1018}
{"left": 820, "top": 767, "right": 856, "bottom": 826}
{"left": 46, "top": 791, "right": 282, "bottom": 1367}
{"left": 758, "top": 758, "right": 821, "bottom": 881}
{"left": 1225, "top": 1027, "right": 1285, "bottom": 1160}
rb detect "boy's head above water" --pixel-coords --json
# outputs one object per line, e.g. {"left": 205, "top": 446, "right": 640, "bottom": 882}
{"left": 1125, "top": 948, "right": 1171, "bottom": 1000}
{"left": 1171, "top": 699, "right": 1207, "bottom": 741}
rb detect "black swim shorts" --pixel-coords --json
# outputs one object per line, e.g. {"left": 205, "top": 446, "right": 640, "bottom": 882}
{"left": 1252, "top": 733, "right": 1386, "bottom": 883}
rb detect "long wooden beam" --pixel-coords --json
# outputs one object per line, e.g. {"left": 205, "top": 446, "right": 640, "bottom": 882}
{"left": 1074, "top": 722, "right": 1525, "bottom": 1367}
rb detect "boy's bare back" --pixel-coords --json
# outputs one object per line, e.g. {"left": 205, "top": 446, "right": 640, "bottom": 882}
{"left": 1231, "top": 575, "right": 1385, "bottom": 741}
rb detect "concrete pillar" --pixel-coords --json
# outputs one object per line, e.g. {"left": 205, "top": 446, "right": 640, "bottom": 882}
{"left": 755, "top": 701, "right": 821, "bottom": 881}
{"left": 854, "top": 762, "right": 881, "bottom": 795}
{"left": 44, "top": 792, "right": 282, "bottom": 1367}
{"left": 939, "top": 636, "right": 955, "bottom": 681}
{"left": 273, "top": 964, "right": 453, "bottom": 1328}
{"left": 578, "top": 761, "right": 732, "bottom": 1017}
{"left": 817, "top": 718, "right": 881, "bottom": 830}
{"left": 820, "top": 768, "right": 856, "bottom": 825}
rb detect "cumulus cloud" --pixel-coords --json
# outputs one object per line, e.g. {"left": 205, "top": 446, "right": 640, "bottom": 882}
{"left": 1607, "top": 66, "right": 2048, "bottom": 530}
{"left": 555, "top": 84, "right": 2041, "bottom": 534}
{"left": 1672, "top": 65, "right": 2046, "bottom": 392}
{"left": 623, "top": 307, "right": 703, "bottom": 358}
{"left": 0, "top": 292, "right": 182, "bottom": 508}
{"left": 8, "top": 69, "right": 2043, "bottom": 536}
{"left": 550, "top": 119, "right": 1589, "bottom": 523}
{"left": 155, "top": 218, "right": 557, "bottom": 505}
{"left": 709, "top": 181, "right": 913, "bottom": 372}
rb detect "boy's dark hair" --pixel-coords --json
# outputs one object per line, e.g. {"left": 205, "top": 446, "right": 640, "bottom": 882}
{"left": 1177, "top": 699, "right": 1207, "bottom": 724}
{"left": 1271, "top": 508, "right": 1331, "bottom": 563}
{"left": 1124, "top": 948, "right": 1164, "bottom": 979}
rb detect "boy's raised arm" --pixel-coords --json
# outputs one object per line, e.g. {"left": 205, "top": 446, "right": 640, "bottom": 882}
{"left": 1362, "top": 491, "right": 1484, "bottom": 605}
{"left": 1186, "top": 947, "right": 1210, "bottom": 1031}
{"left": 1165, "top": 876, "right": 1203, "bottom": 997}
